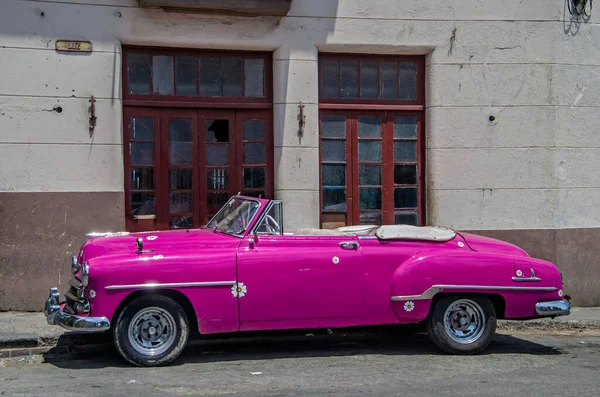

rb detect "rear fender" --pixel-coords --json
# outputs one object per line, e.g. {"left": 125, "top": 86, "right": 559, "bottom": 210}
{"left": 389, "top": 251, "right": 563, "bottom": 322}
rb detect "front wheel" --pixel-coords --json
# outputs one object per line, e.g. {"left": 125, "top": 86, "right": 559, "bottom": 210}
{"left": 426, "top": 295, "right": 496, "bottom": 354}
{"left": 114, "top": 295, "right": 189, "bottom": 366}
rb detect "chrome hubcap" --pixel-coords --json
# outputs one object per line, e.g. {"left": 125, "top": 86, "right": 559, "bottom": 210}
{"left": 443, "top": 299, "right": 486, "bottom": 344}
{"left": 128, "top": 307, "right": 176, "bottom": 356}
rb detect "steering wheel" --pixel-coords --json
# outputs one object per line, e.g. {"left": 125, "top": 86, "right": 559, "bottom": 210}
{"left": 265, "top": 215, "right": 281, "bottom": 235}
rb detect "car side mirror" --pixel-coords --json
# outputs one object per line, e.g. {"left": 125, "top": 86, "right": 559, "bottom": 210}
{"left": 249, "top": 232, "right": 259, "bottom": 248}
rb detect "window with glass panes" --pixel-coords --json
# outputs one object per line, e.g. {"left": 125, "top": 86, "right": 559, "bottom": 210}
{"left": 319, "top": 55, "right": 425, "bottom": 228}
{"left": 123, "top": 48, "right": 273, "bottom": 232}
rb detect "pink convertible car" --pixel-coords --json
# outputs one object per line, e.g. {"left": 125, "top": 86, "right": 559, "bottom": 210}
{"left": 45, "top": 195, "right": 570, "bottom": 366}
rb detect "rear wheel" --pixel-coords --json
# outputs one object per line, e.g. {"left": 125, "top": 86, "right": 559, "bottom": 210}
{"left": 426, "top": 295, "right": 496, "bottom": 354}
{"left": 114, "top": 295, "right": 189, "bottom": 366}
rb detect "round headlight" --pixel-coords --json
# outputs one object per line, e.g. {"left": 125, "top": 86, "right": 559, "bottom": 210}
{"left": 81, "top": 262, "right": 89, "bottom": 286}
{"left": 71, "top": 255, "right": 81, "bottom": 274}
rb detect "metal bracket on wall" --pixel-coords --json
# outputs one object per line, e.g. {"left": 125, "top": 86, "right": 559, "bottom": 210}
{"left": 298, "top": 102, "right": 305, "bottom": 138}
{"left": 89, "top": 95, "right": 97, "bottom": 134}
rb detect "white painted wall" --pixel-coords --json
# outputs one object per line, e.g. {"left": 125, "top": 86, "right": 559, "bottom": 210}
{"left": 0, "top": 0, "right": 598, "bottom": 230}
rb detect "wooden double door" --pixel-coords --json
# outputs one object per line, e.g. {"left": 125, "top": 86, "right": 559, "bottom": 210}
{"left": 124, "top": 108, "right": 273, "bottom": 231}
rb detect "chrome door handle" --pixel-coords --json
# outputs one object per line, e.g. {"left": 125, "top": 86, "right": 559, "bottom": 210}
{"left": 339, "top": 241, "right": 359, "bottom": 250}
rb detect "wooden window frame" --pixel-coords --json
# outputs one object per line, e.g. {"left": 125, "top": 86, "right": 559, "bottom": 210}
{"left": 318, "top": 54, "right": 425, "bottom": 108}
{"left": 122, "top": 47, "right": 274, "bottom": 232}
{"left": 319, "top": 53, "right": 426, "bottom": 227}
{"left": 123, "top": 46, "right": 273, "bottom": 108}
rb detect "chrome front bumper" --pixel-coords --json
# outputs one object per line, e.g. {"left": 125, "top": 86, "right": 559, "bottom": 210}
{"left": 44, "top": 288, "right": 110, "bottom": 332}
{"left": 535, "top": 299, "right": 571, "bottom": 317}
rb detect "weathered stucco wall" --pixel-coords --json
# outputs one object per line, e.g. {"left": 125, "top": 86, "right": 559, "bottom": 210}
{"left": 0, "top": 0, "right": 599, "bottom": 309}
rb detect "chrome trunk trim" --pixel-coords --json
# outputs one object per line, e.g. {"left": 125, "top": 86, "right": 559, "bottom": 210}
{"left": 390, "top": 284, "right": 558, "bottom": 301}
{"left": 105, "top": 281, "right": 237, "bottom": 290}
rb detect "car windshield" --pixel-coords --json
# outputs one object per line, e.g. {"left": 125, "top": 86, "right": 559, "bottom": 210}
{"left": 204, "top": 197, "right": 261, "bottom": 236}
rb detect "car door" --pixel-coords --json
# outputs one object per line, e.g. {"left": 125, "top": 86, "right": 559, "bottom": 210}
{"left": 236, "top": 234, "right": 364, "bottom": 328}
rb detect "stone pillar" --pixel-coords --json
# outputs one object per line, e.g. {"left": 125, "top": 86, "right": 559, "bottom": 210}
{"left": 272, "top": 46, "right": 320, "bottom": 230}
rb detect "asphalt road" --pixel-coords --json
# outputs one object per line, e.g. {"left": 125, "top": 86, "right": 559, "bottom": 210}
{"left": 1, "top": 331, "right": 600, "bottom": 397}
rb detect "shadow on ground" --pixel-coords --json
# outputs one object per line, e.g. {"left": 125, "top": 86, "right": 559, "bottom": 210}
{"left": 44, "top": 327, "right": 562, "bottom": 369}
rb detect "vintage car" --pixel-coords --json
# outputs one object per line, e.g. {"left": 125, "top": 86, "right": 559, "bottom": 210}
{"left": 45, "top": 195, "right": 571, "bottom": 366}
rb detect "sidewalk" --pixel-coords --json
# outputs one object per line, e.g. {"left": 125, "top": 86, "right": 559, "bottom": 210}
{"left": 1, "top": 308, "right": 600, "bottom": 358}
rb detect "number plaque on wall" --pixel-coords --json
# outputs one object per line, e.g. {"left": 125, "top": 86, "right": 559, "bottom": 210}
{"left": 55, "top": 40, "right": 92, "bottom": 52}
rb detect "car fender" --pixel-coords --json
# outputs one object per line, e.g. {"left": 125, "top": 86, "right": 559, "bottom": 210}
{"left": 389, "top": 250, "right": 564, "bottom": 322}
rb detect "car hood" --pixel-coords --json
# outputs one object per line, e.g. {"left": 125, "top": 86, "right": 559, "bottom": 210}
{"left": 458, "top": 232, "right": 529, "bottom": 257}
{"left": 78, "top": 228, "right": 240, "bottom": 264}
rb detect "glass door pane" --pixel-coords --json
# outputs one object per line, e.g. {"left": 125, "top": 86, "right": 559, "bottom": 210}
{"left": 240, "top": 117, "right": 267, "bottom": 198}
{"left": 392, "top": 115, "right": 420, "bottom": 225}
{"left": 357, "top": 115, "right": 383, "bottom": 225}
{"left": 320, "top": 113, "right": 348, "bottom": 228}
{"left": 124, "top": 108, "right": 159, "bottom": 232}
{"left": 204, "top": 118, "right": 232, "bottom": 219}
{"left": 166, "top": 116, "right": 195, "bottom": 229}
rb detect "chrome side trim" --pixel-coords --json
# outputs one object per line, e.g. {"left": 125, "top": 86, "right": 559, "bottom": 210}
{"left": 105, "top": 281, "right": 237, "bottom": 290}
{"left": 390, "top": 284, "right": 558, "bottom": 301}
{"left": 512, "top": 276, "right": 542, "bottom": 282}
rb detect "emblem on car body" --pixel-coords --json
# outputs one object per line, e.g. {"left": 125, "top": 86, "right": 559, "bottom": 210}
{"left": 332, "top": 256, "right": 340, "bottom": 264}
{"left": 404, "top": 301, "right": 415, "bottom": 312}
{"left": 231, "top": 282, "right": 247, "bottom": 298}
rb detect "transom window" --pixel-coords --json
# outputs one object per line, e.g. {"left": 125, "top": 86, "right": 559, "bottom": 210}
{"left": 124, "top": 49, "right": 271, "bottom": 102}
{"left": 319, "top": 54, "right": 425, "bottom": 228}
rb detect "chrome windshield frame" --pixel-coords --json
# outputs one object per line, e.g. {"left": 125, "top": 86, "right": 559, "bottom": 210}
{"left": 203, "top": 196, "right": 263, "bottom": 238}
